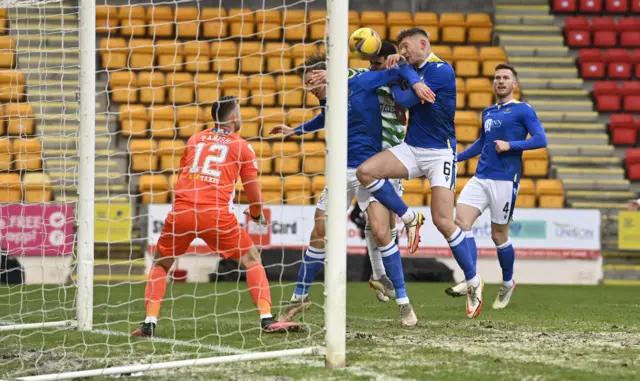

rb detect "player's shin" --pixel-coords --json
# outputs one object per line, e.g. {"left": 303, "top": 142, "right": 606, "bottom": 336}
{"left": 246, "top": 263, "right": 272, "bottom": 319}
{"left": 144, "top": 265, "right": 168, "bottom": 324}
{"left": 379, "top": 241, "right": 408, "bottom": 304}
{"left": 365, "top": 227, "right": 385, "bottom": 280}
{"left": 496, "top": 239, "right": 515, "bottom": 286}
{"left": 292, "top": 247, "right": 325, "bottom": 300}
{"left": 448, "top": 228, "right": 479, "bottom": 286}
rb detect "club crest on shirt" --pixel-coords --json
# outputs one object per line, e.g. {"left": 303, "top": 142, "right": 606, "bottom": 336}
{"left": 505, "top": 107, "right": 512, "bottom": 114}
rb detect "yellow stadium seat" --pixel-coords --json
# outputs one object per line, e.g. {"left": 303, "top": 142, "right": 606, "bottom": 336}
{"left": 175, "top": 7, "right": 200, "bottom": 39}
{"left": 479, "top": 47, "right": 506, "bottom": 62}
{"left": 413, "top": 12, "right": 438, "bottom": 26}
{"left": 128, "top": 38, "right": 155, "bottom": 70}
{"left": 259, "top": 106, "right": 287, "bottom": 129}
{"left": 194, "top": 73, "right": 220, "bottom": 104}
{"left": 166, "top": 73, "right": 194, "bottom": 105}
{"left": 168, "top": 172, "right": 179, "bottom": 201}
{"left": 250, "top": 141, "right": 273, "bottom": 175}
{"left": 249, "top": 75, "right": 276, "bottom": 107}
{"left": 201, "top": 8, "right": 228, "bottom": 39}
{"left": 522, "top": 148, "right": 549, "bottom": 177}
{"left": 302, "top": 141, "right": 325, "bottom": 174}
{"left": 96, "top": 5, "right": 118, "bottom": 35}
{"left": 109, "top": 71, "right": 137, "bottom": 103}
{"left": 442, "top": 27, "right": 466, "bottom": 44}
{"left": 0, "top": 36, "right": 15, "bottom": 68}
{"left": 455, "top": 110, "right": 480, "bottom": 127}
{"left": 516, "top": 178, "right": 536, "bottom": 208}
{"left": 177, "top": 106, "right": 204, "bottom": 138}
{"left": 220, "top": 74, "right": 248, "bottom": 105}
{"left": 349, "top": 10, "right": 360, "bottom": 24}
{"left": 349, "top": 58, "right": 370, "bottom": 69}
{"left": 455, "top": 60, "right": 479, "bottom": 77}
{"left": 287, "top": 108, "right": 317, "bottom": 140}
{"left": 370, "top": 25, "right": 388, "bottom": 40}
{"left": 155, "top": 40, "right": 183, "bottom": 72}
{"left": 388, "top": 25, "right": 413, "bottom": 42}
{"left": 100, "top": 37, "right": 127, "bottom": 70}
{"left": 260, "top": 176, "right": 284, "bottom": 204}
{"left": 468, "top": 92, "right": 493, "bottom": 109}
{"left": 431, "top": 45, "right": 452, "bottom": 63}
{"left": 23, "top": 172, "right": 52, "bottom": 203}
{"left": 457, "top": 159, "right": 467, "bottom": 176}
{"left": 311, "top": 175, "right": 325, "bottom": 202}
{"left": 424, "top": 25, "right": 440, "bottom": 43}
{"left": 453, "top": 46, "right": 479, "bottom": 61}
{"left": 149, "top": 105, "right": 175, "bottom": 138}
{"left": 402, "top": 178, "right": 426, "bottom": 206}
{"left": 283, "top": 10, "right": 308, "bottom": 41}
{"left": 183, "top": 41, "right": 211, "bottom": 72}
{"left": 229, "top": 8, "right": 255, "bottom": 38}
{"left": 456, "top": 92, "right": 466, "bottom": 109}
{"left": 238, "top": 42, "right": 264, "bottom": 74}
{"left": 468, "top": 27, "right": 492, "bottom": 44}
{"left": 211, "top": 41, "right": 239, "bottom": 73}
{"left": 466, "top": 13, "right": 492, "bottom": 28}
{"left": 0, "top": 173, "right": 20, "bottom": 202}
{"left": 536, "top": 179, "right": 565, "bottom": 208}
{"left": 361, "top": 11, "right": 386, "bottom": 25}
{"left": 119, "top": 104, "right": 148, "bottom": 137}
{"left": 273, "top": 141, "right": 300, "bottom": 175}
{"left": 158, "top": 139, "right": 185, "bottom": 172}
{"left": 6, "top": 103, "right": 34, "bottom": 136}
{"left": 387, "top": 12, "right": 410, "bottom": 26}
{"left": 440, "top": 13, "right": 465, "bottom": 27}
{"left": 456, "top": 125, "right": 479, "bottom": 143}
{"left": 129, "top": 139, "right": 158, "bottom": 173}
{"left": 309, "top": 10, "right": 327, "bottom": 41}
{"left": 118, "top": 6, "right": 146, "bottom": 37}
{"left": 483, "top": 60, "right": 507, "bottom": 77}
{"left": 317, "top": 124, "right": 325, "bottom": 141}
{"left": 264, "top": 41, "right": 292, "bottom": 72}
{"left": 284, "top": 176, "right": 312, "bottom": 205}
{"left": 13, "top": 138, "right": 41, "bottom": 170}
{"left": 139, "top": 174, "right": 169, "bottom": 204}
{"left": 0, "top": 71, "right": 24, "bottom": 102}
{"left": 467, "top": 156, "right": 479, "bottom": 175}
{"left": 0, "top": 138, "right": 10, "bottom": 170}
{"left": 138, "top": 71, "right": 166, "bottom": 104}
{"left": 466, "top": 13, "right": 493, "bottom": 44}
{"left": 146, "top": 6, "right": 174, "bottom": 38}
{"left": 240, "top": 106, "right": 259, "bottom": 123}
{"left": 239, "top": 122, "right": 260, "bottom": 140}
{"left": 256, "top": 9, "right": 282, "bottom": 40}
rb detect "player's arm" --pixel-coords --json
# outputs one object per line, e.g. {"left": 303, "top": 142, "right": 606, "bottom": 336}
{"left": 351, "top": 60, "right": 421, "bottom": 90}
{"left": 240, "top": 144, "right": 266, "bottom": 224}
{"left": 293, "top": 99, "right": 326, "bottom": 135}
{"left": 458, "top": 127, "right": 485, "bottom": 162}
{"left": 504, "top": 104, "right": 548, "bottom": 152}
{"left": 391, "top": 63, "right": 449, "bottom": 108}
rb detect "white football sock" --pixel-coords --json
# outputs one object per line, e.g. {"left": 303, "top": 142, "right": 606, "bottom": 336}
{"left": 291, "top": 293, "right": 307, "bottom": 302}
{"left": 365, "top": 228, "right": 385, "bottom": 280}
{"left": 144, "top": 316, "right": 158, "bottom": 325}
{"left": 502, "top": 279, "right": 514, "bottom": 288}
{"left": 400, "top": 209, "right": 416, "bottom": 224}
{"left": 466, "top": 275, "right": 481, "bottom": 288}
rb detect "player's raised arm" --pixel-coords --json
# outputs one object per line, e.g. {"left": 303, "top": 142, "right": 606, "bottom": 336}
{"left": 501, "top": 104, "right": 548, "bottom": 152}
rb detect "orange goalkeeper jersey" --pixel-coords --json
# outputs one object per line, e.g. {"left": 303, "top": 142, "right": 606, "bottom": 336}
{"left": 173, "top": 127, "right": 258, "bottom": 210}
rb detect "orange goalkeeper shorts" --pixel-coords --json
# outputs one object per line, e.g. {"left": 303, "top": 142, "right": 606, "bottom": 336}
{"left": 156, "top": 208, "right": 254, "bottom": 260}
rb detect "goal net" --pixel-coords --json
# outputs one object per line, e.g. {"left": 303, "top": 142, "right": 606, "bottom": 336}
{"left": 0, "top": 0, "right": 348, "bottom": 379}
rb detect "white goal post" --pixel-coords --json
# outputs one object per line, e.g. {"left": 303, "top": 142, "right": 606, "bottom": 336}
{"left": 0, "top": 0, "right": 348, "bottom": 379}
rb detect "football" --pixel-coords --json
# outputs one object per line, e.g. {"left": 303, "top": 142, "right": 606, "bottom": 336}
{"left": 348, "top": 27, "right": 382, "bottom": 59}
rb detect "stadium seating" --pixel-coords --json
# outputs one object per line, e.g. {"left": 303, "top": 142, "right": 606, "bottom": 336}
{"left": 22, "top": 172, "right": 52, "bottom": 203}
{"left": 626, "top": 148, "right": 640, "bottom": 180}
{"left": 0, "top": 173, "right": 21, "bottom": 202}
{"left": 536, "top": 180, "right": 565, "bottom": 208}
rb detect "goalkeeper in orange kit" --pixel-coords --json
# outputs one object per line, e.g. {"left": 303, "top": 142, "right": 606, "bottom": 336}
{"left": 132, "top": 96, "right": 302, "bottom": 337}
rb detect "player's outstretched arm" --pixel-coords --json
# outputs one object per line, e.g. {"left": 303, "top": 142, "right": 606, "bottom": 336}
{"left": 458, "top": 128, "right": 485, "bottom": 162}
{"left": 503, "top": 104, "right": 548, "bottom": 152}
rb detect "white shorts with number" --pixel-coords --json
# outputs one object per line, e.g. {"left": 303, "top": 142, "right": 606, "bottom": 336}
{"left": 356, "top": 178, "right": 403, "bottom": 212}
{"left": 316, "top": 168, "right": 364, "bottom": 211}
{"left": 457, "top": 176, "right": 519, "bottom": 225}
{"left": 389, "top": 142, "right": 456, "bottom": 190}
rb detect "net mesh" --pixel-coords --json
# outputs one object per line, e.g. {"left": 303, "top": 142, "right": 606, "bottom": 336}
{"left": 0, "top": 1, "right": 332, "bottom": 378}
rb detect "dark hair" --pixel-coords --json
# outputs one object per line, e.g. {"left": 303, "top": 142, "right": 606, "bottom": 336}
{"left": 396, "top": 27, "right": 429, "bottom": 44}
{"left": 495, "top": 63, "right": 518, "bottom": 78}
{"left": 376, "top": 41, "right": 397, "bottom": 58}
{"left": 210, "top": 96, "right": 237, "bottom": 123}
{"left": 296, "top": 53, "right": 327, "bottom": 76}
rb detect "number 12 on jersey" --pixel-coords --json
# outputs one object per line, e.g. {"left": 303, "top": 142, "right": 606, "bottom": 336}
{"left": 189, "top": 142, "right": 229, "bottom": 178}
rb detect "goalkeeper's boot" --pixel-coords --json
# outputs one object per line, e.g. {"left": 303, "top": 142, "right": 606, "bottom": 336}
{"left": 404, "top": 212, "right": 424, "bottom": 254}
{"left": 445, "top": 281, "right": 468, "bottom": 298}
{"left": 131, "top": 322, "right": 156, "bottom": 338}
{"left": 262, "top": 318, "right": 303, "bottom": 333}
{"left": 369, "top": 275, "right": 396, "bottom": 303}
{"left": 466, "top": 276, "right": 484, "bottom": 319}
{"left": 277, "top": 297, "right": 312, "bottom": 322}
{"left": 399, "top": 303, "right": 418, "bottom": 327}
{"left": 492, "top": 281, "right": 516, "bottom": 310}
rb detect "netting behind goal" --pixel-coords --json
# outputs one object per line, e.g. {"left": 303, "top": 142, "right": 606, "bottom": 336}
{"left": 0, "top": 0, "right": 348, "bottom": 379}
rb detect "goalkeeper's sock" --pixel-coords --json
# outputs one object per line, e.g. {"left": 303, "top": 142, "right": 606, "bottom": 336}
{"left": 496, "top": 239, "right": 515, "bottom": 283}
{"left": 246, "top": 263, "right": 272, "bottom": 319}
{"left": 464, "top": 230, "right": 478, "bottom": 266}
{"left": 144, "top": 265, "right": 167, "bottom": 323}
{"left": 365, "top": 228, "right": 385, "bottom": 280}
{"left": 292, "top": 246, "right": 325, "bottom": 300}
{"left": 365, "top": 179, "right": 409, "bottom": 219}
{"left": 448, "top": 227, "right": 477, "bottom": 281}
{"left": 380, "top": 241, "right": 409, "bottom": 305}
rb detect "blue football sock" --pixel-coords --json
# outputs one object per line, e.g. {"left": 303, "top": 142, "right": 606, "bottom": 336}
{"left": 464, "top": 231, "right": 478, "bottom": 266}
{"left": 293, "top": 247, "right": 325, "bottom": 298}
{"left": 365, "top": 179, "right": 409, "bottom": 218}
{"left": 496, "top": 239, "right": 515, "bottom": 282}
{"left": 447, "top": 227, "right": 476, "bottom": 280}
{"left": 380, "top": 241, "right": 409, "bottom": 304}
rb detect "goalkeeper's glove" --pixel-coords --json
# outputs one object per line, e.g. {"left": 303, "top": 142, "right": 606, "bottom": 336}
{"left": 243, "top": 209, "right": 268, "bottom": 226}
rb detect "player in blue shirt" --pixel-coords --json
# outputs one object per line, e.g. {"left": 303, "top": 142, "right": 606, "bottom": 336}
{"left": 446, "top": 64, "right": 547, "bottom": 310}
{"left": 356, "top": 27, "right": 484, "bottom": 318}
{"left": 270, "top": 47, "right": 431, "bottom": 326}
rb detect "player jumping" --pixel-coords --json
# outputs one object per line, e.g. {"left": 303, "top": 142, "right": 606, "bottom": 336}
{"left": 132, "top": 96, "right": 301, "bottom": 337}
{"left": 446, "top": 64, "right": 547, "bottom": 309}
{"left": 355, "top": 27, "right": 484, "bottom": 318}
{"left": 270, "top": 46, "right": 431, "bottom": 326}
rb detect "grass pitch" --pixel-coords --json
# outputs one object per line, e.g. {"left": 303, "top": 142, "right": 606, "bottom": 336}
{"left": 1, "top": 282, "right": 639, "bottom": 381}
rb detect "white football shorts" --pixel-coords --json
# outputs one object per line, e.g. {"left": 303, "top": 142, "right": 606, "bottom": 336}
{"left": 457, "top": 176, "right": 519, "bottom": 225}
{"left": 389, "top": 142, "right": 457, "bottom": 191}
{"left": 316, "top": 167, "right": 366, "bottom": 211}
